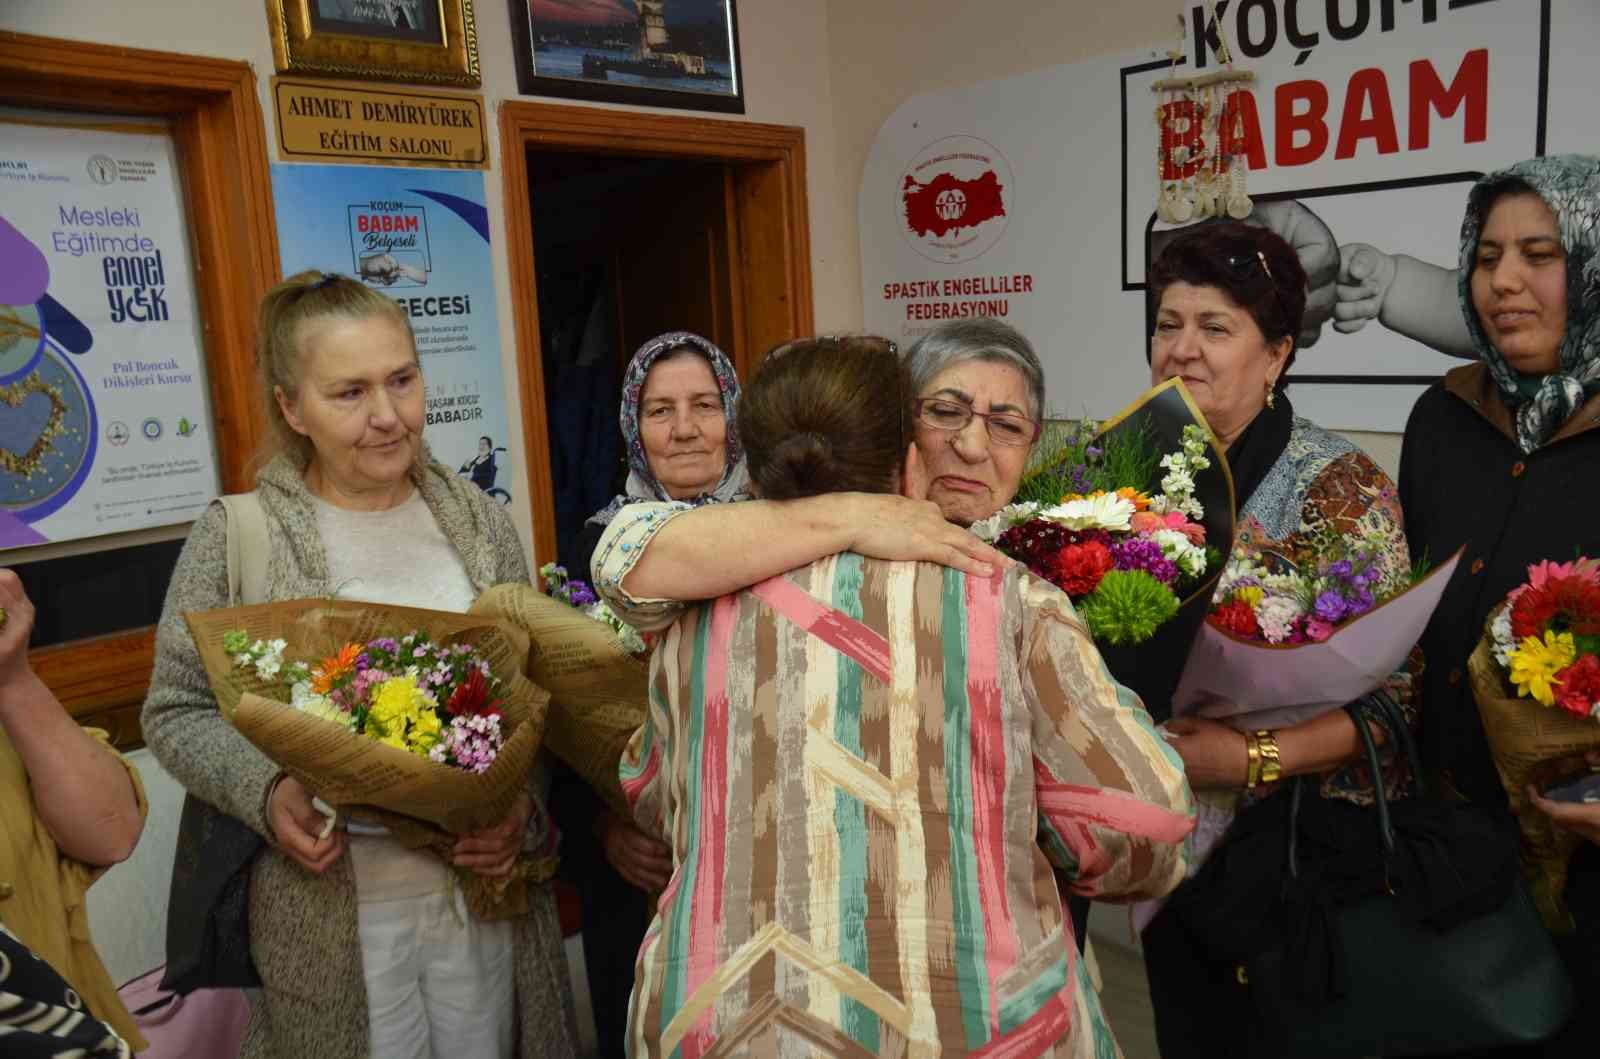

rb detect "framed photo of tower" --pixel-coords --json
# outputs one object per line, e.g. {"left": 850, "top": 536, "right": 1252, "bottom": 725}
{"left": 508, "top": 0, "right": 744, "bottom": 114}
{"left": 267, "top": 0, "right": 482, "bottom": 87}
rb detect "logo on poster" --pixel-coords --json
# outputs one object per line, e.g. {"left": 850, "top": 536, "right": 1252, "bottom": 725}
{"left": 899, "top": 135, "right": 1012, "bottom": 264}
{"left": 86, "top": 155, "right": 117, "bottom": 185}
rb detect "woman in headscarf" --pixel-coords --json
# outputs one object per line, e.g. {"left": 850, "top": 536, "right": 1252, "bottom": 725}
{"left": 1400, "top": 154, "right": 1600, "bottom": 1057}
{"left": 575, "top": 331, "right": 750, "bottom": 572}
{"left": 558, "top": 331, "right": 748, "bottom": 1057}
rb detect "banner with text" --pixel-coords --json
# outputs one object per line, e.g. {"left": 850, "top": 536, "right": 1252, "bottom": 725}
{"left": 0, "top": 122, "right": 220, "bottom": 549}
{"left": 860, "top": 0, "right": 1600, "bottom": 431}
{"left": 271, "top": 164, "right": 514, "bottom": 504}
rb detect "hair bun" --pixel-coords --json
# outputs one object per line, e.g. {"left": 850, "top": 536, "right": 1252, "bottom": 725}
{"left": 757, "top": 432, "right": 836, "bottom": 498}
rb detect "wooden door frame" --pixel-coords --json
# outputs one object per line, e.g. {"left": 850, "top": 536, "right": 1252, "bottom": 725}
{"left": 0, "top": 32, "right": 280, "bottom": 745}
{"left": 499, "top": 101, "right": 813, "bottom": 569}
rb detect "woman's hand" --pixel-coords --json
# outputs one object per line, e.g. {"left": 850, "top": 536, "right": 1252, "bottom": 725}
{"left": 599, "top": 810, "right": 672, "bottom": 893}
{"left": 844, "top": 494, "right": 1009, "bottom": 578}
{"left": 0, "top": 569, "right": 35, "bottom": 690}
{"left": 1528, "top": 752, "right": 1600, "bottom": 846}
{"left": 452, "top": 790, "right": 532, "bottom": 878}
{"left": 1162, "top": 716, "right": 1250, "bottom": 790}
{"left": 267, "top": 775, "right": 346, "bottom": 874}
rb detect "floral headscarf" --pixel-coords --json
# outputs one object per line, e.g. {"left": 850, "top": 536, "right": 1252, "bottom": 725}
{"left": 587, "top": 331, "right": 749, "bottom": 526}
{"left": 1458, "top": 154, "right": 1600, "bottom": 454}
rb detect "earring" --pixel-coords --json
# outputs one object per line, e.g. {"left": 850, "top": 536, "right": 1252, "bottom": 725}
{"left": 1265, "top": 384, "right": 1277, "bottom": 410}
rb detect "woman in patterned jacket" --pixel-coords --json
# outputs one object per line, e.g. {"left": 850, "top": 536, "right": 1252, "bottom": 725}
{"left": 1136, "top": 222, "right": 1420, "bottom": 1057}
{"left": 615, "top": 336, "right": 1194, "bottom": 1057}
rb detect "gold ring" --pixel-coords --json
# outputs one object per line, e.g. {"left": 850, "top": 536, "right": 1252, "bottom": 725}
{"left": 0, "top": 606, "right": 7, "bottom": 629}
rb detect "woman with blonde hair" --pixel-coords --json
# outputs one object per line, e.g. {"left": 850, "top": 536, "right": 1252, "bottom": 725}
{"left": 143, "top": 271, "right": 576, "bottom": 1058}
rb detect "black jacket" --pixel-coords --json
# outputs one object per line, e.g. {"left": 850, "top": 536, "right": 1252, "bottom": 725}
{"left": 1399, "top": 364, "right": 1600, "bottom": 805}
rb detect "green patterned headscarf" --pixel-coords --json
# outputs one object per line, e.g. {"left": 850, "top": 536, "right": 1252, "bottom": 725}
{"left": 1458, "top": 154, "right": 1600, "bottom": 454}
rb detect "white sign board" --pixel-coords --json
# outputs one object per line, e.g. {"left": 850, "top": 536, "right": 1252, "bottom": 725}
{"left": 861, "top": 0, "right": 1600, "bottom": 430}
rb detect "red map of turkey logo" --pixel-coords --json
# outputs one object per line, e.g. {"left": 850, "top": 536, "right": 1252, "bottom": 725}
{"left": 902, "top": 170, "right": 1006, "bottom": 239}
{"left": 897, "top": 135, "right": 1013, "bottom": 264}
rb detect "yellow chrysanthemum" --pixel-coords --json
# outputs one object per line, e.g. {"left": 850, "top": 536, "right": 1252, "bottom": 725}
{"left": 1233, "top": 586, "right": 1265, "bottom": 608}
{"left": 366, "top": 675, "right": 440, "bottom": 756}
{"left": 406, "top": 707, "right": 444, "bottom": 754}
{"left": 1508, "top": 631, "right": 1577, "bottom": 707}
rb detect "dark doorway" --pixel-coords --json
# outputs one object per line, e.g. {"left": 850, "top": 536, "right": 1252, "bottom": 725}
{"left": 528, "top": 150, "right": 741, "bottom": 579}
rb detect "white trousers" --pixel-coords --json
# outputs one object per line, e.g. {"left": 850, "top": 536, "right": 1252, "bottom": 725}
{"left": 352, "top": 838, "right": 514, "bottom": 1059}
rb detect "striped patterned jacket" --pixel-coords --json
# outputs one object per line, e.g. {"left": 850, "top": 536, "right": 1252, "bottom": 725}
{"left": 619, "top": 554, "right": 1194, "bottom": 1058}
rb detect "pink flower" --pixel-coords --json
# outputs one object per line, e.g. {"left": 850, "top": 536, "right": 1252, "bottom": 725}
{"left": 1130, "top": 510, "right": 1207, "bottom": 547}
{"left": 1305, "top": 618, "right": 1335, "bottom": 643}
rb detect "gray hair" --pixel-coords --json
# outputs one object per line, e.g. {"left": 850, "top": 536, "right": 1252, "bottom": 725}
{"left": 903, "top": 319, "right": 1046, "bottom": 420}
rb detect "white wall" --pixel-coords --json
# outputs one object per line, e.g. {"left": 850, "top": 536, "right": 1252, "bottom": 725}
{"left": 3, "top": 0, "right": 857, "bottom": 557}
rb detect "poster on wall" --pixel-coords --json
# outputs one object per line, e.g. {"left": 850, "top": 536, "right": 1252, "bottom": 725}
{"left": 0, "top": 122, "right": 220, "bottom": 550}
{"left": 271, "top": 164, "right": 515, "bottom": 506}
{"left": 860, "top": 0, "right": 1600, "bottom": 432}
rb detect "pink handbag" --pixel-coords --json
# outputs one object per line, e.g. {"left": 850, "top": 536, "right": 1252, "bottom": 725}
{"left": 119, "top": 965, "right": 250, "bottom": 1058}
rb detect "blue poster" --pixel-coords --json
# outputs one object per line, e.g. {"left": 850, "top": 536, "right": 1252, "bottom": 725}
{"left": 270, "top": 164, "right": 515, "bottom": 506}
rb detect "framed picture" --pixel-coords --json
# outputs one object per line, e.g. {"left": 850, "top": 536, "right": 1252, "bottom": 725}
{"left": 267, "top": 0, "right": 482, "bottom": 86}
{"left": 509, "top": 0, "right": 743, "bottom": 114}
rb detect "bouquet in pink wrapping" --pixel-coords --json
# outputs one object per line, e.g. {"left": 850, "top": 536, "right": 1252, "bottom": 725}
{"left": 1171, "top": 534, "right": 1461, "bottom": 731}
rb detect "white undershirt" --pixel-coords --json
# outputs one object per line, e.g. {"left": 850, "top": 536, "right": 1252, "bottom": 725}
{"left": 311, "top": 488, "right": 477, "bottom": 896}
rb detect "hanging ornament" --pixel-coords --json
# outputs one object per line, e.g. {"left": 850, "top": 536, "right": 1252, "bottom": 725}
{"left": 1151, "top": 3, "right": 1256, "bottom": 228}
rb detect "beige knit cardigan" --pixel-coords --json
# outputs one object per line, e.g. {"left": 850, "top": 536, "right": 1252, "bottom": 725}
{"left": 142, "top": 451, "right": 579, "bottom": 1059}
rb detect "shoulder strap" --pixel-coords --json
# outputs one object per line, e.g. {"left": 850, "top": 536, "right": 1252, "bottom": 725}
{"left": 217, "top": 492, "right": 269, "bottom": 605}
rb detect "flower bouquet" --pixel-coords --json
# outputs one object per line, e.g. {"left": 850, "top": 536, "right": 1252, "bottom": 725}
{"left": 470, "top": 575, "right": 651, "bottom": 819}
{"left": 1469, "top": 556, "right": 1600, "bottom": 930}
{"left": 185, "top": 599, "right": 549, "bottom": 919}
{"left": 971, "top": 377, "right": 1234, "bottom": 717}
{"left": 1172, "top": 532, "right": 1462, "bottom": 730}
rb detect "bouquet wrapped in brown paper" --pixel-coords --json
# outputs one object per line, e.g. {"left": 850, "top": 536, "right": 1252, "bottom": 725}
{"left": 1468, "top": 560, "right": 1600, "bottom": 930}
{"left": 470, "top": 582, "right": 650, "bottom": 818}
{"left": 185, "top": 598, "right": 552, "bottom": 920}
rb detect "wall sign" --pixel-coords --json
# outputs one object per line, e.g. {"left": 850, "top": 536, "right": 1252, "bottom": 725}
{"left": 274, "top": 78, "right": 488, "bottom": 169}
{"left": 860, "top": 0, "right": 1600, "bottom": 432}
{"left": 0, "top": 121, "right": 220, "bottom": 550}
{"left": 271, "top": 164, "right": 515, "bottom": 508}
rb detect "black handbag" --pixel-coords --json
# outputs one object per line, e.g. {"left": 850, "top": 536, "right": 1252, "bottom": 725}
{"left": 1243, "top": 692, "right": 1574, "bottom": 1057}
{"left": 158, "top": 793, "right": 263, "bottom": 992}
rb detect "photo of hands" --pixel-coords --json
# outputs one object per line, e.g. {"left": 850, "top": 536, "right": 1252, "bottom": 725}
{"left": 358, "top": 252, "right": 428, "bottom": 287}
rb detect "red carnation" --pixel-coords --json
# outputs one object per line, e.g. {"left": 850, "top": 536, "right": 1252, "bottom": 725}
{"left": 1208, "top": 598, "right": 1260, "bottom": 639}
{"left": 1553, "top": 655, "right": 1600, "bottom": 719}
{"left": 1511, "top": 577, "right": 1600, "bottom": 641}
{"left": 446, "top": 666, "right": 501, "bottom": 718}
{"left": 1049, "top": 540, "right": 1114, "bottom": 597}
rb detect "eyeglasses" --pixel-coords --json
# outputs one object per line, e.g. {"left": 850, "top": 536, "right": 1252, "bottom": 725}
{"left": 1224, "top": 249, "right": 1291, "bottom": 331}
{"left": 914, "top": 398, "right": 1040, "bottom": 447}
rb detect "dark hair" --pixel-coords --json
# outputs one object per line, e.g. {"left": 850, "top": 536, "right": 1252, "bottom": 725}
{"left": 739, "top": 336, "right": 909, "bottom": 500}
{"left": 1148, "top": 222, "right": 1307, "bottom": 386}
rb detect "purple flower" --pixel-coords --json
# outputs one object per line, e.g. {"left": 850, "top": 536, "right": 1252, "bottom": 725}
{"left": 1313, "top": 590, "right": 1349, "bottom": 623}
{"left": 1111, "top": 537, "right": 1179, "bottom": 585}
{"left": 1327, "top": 559, "right": 1353, "bottom": 580}
{"left": 568, "top": 581, "right": 599, "bottom": 606}
{"left": 1349, "top": 587, "right": 1376, "bottom": 616}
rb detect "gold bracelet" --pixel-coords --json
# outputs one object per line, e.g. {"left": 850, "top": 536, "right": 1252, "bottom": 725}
{"left": 1254, "top": 730, "right": 1283, "bottom": 786}
{"left": 1244, "top": 730, "right": 1261, "bottom": 789}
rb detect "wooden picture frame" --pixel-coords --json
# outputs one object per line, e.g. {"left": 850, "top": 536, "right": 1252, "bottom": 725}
{"left": 267, "top": 0, "right": 481, "bottom": 87}
{"left": 0, "top": 31, "right": 282, "bottom": 749}
{"left": 508, "top": 0, "right": 744, "bottom": 114}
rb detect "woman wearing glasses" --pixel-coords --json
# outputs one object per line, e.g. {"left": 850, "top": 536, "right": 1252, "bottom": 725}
{"left": 587, "top": 320, "right": 1035, "bottom": 632}
{"left": 1137, "top": 222, "right": 1420, "bottom": 1057}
